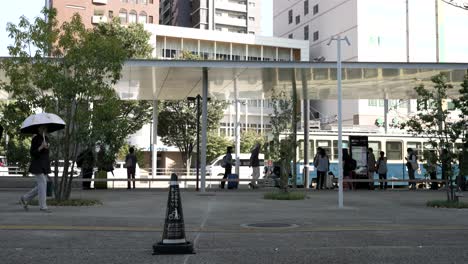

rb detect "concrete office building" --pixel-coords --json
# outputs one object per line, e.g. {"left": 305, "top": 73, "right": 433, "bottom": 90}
{"left": 159, "top": 0, "right": 262, "bottom": 34}
{"left": 273, "top": 0, "right": 468, "bottom": 130}
{"left": 49, "top": 0, "right": 159, "bottom": 28}
{"left": 125, "top": 24, "right": 309, "bottom": 168}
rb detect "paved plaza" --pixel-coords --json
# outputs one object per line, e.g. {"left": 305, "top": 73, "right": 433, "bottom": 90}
{"left": 0, "top": 188, "right": 467, "bottom": 264}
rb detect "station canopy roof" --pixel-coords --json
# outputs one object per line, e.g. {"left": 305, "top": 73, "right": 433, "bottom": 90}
{"left": 2, "top": 60, "right": 468, "bottom": 101}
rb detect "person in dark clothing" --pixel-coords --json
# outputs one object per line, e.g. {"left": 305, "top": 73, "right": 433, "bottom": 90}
{"left": 405, "top": 148, "right": 417, "bottom": 190}
{"left": 125, "top": 147, "right": 138, "bottom": 189}
{"left": 77, "top": 147, "right": 95, "bottom": 190}
{"left": 249, "top": 143, "right": 261, "bottom": 189}
{"left": 376, "top": 151, "right": 388, "bottom": 190}
{"left": 426, "top": 150, "right": 438, "bottom": 190}
{"left": 220, "top": 146, "right": 233, "bottom": 189}
{"left": 19, "top": 125, "right": 51, "bottom": 212}
{"left": 343, "top": 149, "right": 356, "bottom": 190}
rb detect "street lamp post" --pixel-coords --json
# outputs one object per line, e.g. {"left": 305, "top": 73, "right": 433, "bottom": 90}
{"left": 327, "top": 35, "right": 350, "bottom": 209}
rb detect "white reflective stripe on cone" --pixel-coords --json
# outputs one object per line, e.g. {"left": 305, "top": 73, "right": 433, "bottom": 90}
{"left": 163, "top": 239, "right": 187, "bottom": 244}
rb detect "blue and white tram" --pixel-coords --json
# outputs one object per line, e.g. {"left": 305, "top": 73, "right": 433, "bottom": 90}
{"left": 278, "top": 131, "right": 462, "bottom": 188}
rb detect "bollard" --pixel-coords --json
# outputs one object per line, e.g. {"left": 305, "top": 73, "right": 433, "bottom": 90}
{"left": 153, "top": 173, "right": 194, "bottom": 255}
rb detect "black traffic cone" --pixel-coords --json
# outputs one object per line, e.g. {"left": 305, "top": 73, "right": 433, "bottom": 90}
{"left": 153, "top": 173, "right": 194, "bottom": 255}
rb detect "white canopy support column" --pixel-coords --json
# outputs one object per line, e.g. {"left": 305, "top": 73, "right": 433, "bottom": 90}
{"left": 301, "top": 69, "right": 310, "bottom": 188}
{"left": 234, "top": 77, "right": 240, "bottom": 175}
{"left": 200, "top": 67, "right": 208, "bottom": 192}
{"left": 328, "top": 35, "right": 351, "bottom": 209}
{"left": 152, "top": 100, "right": 158, "bottom": 178}
{"left": 151, "top": 67, "right": 158, "bottom": 180}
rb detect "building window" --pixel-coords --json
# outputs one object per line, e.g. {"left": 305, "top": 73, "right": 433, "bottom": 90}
{"left": 249, "top": 17, "right": 255, "bottom": 21}
{"left": 368, "top": 99, "right": 378, "bottom": 107}
{"left": 139, "top": 11, "right": 147, "bottom": 23}
{"left": 304, "top": 0, "right": 309, "bottom": 15}
{"left": 288, "top": 10, "right": 293, "bottom": 24}
{"left": 121, "top": 0, "right": 128, "bottom": 3}
{"left": 108, "top": 10, "right": 113, "bottom": 18}
{"left": 288, "top": 33, "right": 293, "bottom": 39}
{"left": 304, "top": 25, "right": 309, "bottom": 40}
{"left": 149, "top": 15, "right": 153, "bottom": 23}
{"left": 249, "top": 2, "right": 255, "bottom": 7}
{"left": 313, "top": 4, "right": 319, "bottom": 15}
{"left": 313, "top": 30, "right": 319, "bottom": 41}
{"left": 119, "top": 9, "right": 127, "bottom": 23}
{"left": 295, "top": 15, "right": 300, "bottom": 24}
{"left": 149, "top": 0, "right": 153, "bottom": 3}
{"left": 141, "top": 0, "right": 147, "bottom": 4}
{"left": 129, "top": 10, "right": 137, "bottom": 23}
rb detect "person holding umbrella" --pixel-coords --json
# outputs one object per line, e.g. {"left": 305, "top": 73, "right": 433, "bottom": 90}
{"left": 19, "top": 113, "right": 65, "bottom": 213}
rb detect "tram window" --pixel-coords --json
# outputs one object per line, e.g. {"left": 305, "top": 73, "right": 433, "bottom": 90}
{"left": 407, "top": 142, "right": 422, "bottom": 158}
{"left": 309, "top": 141, "right": 315, "bottom": 160}
{"left": 317, "top": 140, "right": 331, "bottom": 157}
{"left": 332, "top": 140, "right": 349, "bottom": 160}
{"left": 368, "top": 141, "right": 381, "bottom": 158}
{"left": 455, "top": 143, "right": 464, "bottom": 155}
{"left": 298, "top": 140, "right": 304, "bottom": 160}
{"left": 386, "top": 141, "right": 402, "bottom": 160}
{"left": 423, "top": 142, "right": 435, "bottom": 159}
{"left": 297, "top": 140, "right": 315, "bottom": 161}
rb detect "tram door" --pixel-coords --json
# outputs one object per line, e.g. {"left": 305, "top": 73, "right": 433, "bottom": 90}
{"left": 349, "top": 136, "right": 369, "bottom": 189}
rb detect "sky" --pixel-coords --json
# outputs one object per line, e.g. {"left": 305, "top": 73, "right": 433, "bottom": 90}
{"left": 0, "top": 1, "right": 45, "bottom": 56}
{"left": 261, "top": 0, "right": 273, "bottom": 36}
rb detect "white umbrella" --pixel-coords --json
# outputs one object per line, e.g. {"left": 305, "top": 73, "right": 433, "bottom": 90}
{"left": 20, "top": 112, "right": 66, "bottom": 134}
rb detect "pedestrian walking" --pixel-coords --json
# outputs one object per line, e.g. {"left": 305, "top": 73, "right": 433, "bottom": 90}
{"left": 343, "top": 149, "right": 356, "bottom": 190}
{"left": 125, "top": 147, "right": 138, "bottom": 189}
{"left": 77, "top": 147, "right": 95, "bottom": 190}
{"left": 426, "top": 150, "right": 438, "bottom": 190}
{"left": 458, "top": 144, "right": 468, "bottom": 191}
{"left": 368, "top": 148, "right": 376, "bottom": 190}
{"left": 220, "top": 146, "right": 233, "bottom": 189}
{"left": 19, "top": 126, "right": 52, "bottom": 213}
{"left": 405, "top": 148, "right": 418, "bottom": 190}
{"left": 249, "top": 143, "right": 261, "bottom": 189}
{"left": 314, "top": 148, "right": 329, "bottom": 190}
{"left": 376, "top": 151, "right": 388, "bottom": 190}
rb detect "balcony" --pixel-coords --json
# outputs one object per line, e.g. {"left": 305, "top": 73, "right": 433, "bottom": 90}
{"left": 92, "top": 0, "right": 108, "bottom": 4}
{"left": 92, "top": 15, "right": 108, "bottom": 24}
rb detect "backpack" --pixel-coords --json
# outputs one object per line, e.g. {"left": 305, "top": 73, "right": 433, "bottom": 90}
{"left": 221, "top": 155, "right": 227, "bottom": 168}
{"left": 411, "top": 154, "right": 419, "bottom": 170}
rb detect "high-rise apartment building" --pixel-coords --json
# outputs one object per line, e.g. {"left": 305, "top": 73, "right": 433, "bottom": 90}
{"left": 160, "top": 0, "right": 262, "bottom": 34}
{"left": 273, "top": 0, "right": 468, "bottom": 129}
{"left": 49, "top": 0, "right": 159, "bottom": 28}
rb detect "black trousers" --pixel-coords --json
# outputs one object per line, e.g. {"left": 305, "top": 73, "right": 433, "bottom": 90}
{"left": 82, "top": 168, "right": 93, "bottom": 189}
{"left": 127, "top": 168, "right": 136, "bottom": 189}
{"left": 316, "top": 171, "right": 326, "bottom": 189}
{"left": 430, "top": 171, "right": 438, "bottom": 190}
{"left": 221, "top": 166, "right": 232, "bottom": 189}
{"left": 379, "top": 173, "right": 387, "bottom": 189}
{"left": 408, "top": 168, "right": 416, "bottom": 189}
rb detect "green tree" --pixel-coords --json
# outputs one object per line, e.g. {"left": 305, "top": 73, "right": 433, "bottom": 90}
{"left": 206, "top": 133, "right": 232, "bottom": 163}
{"left": 240, "top": 130, "right": 265, "bottom": 153}
{"left": 94, "top": 18, "right": 153, "bottom": 59}
{"left": 401, "top": 73, "right": 463, "bottom": 201}
{"left": 0, "top": 8, "right": 152, "bottom": 200}
{"left": 0, "top": 100, "right": 33, "bottom": 176}
{"left": 157, "top": 100, "right": 227, "bottom": 174}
